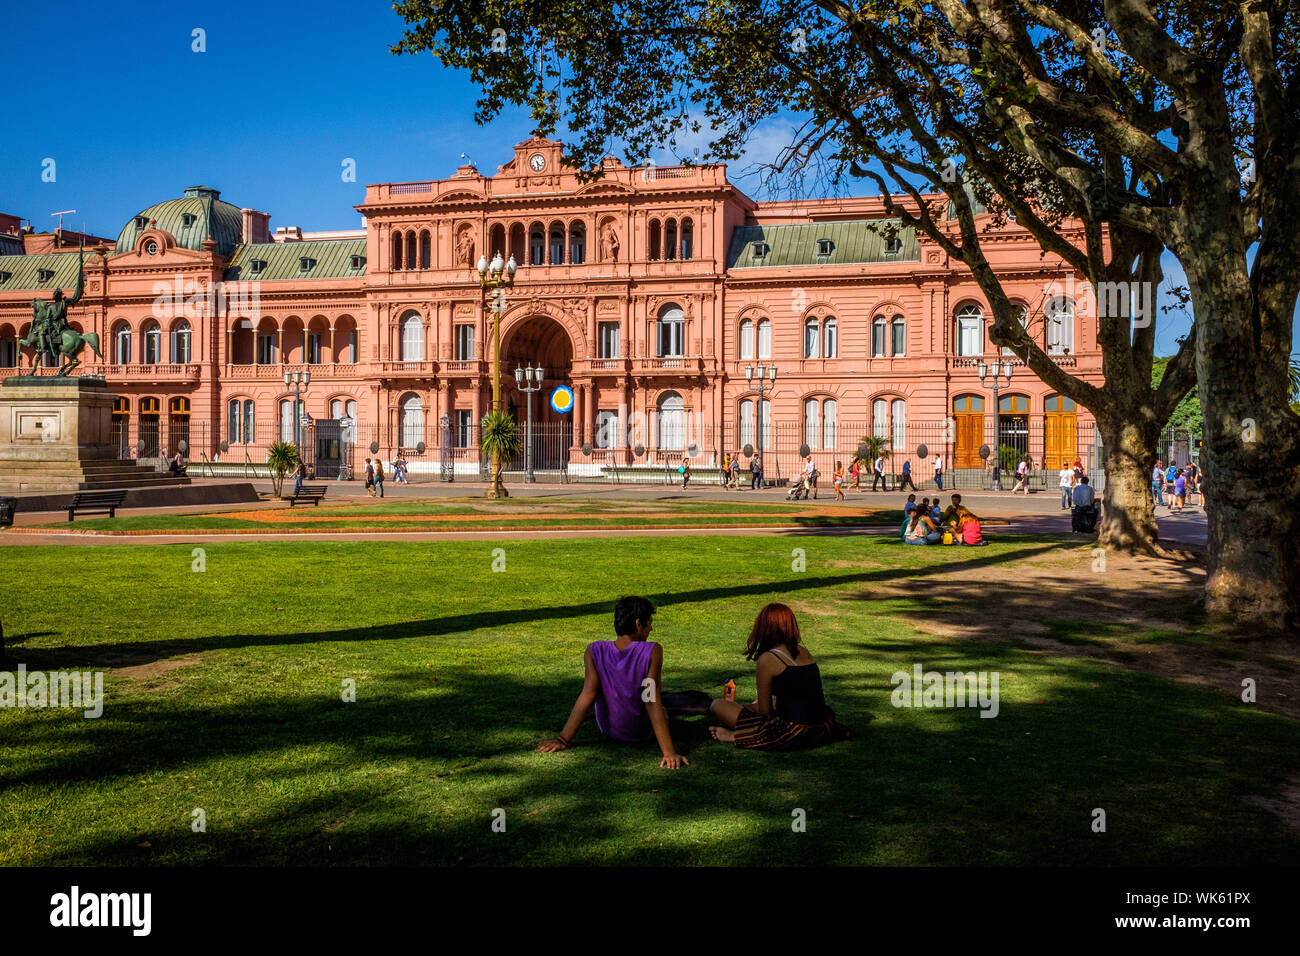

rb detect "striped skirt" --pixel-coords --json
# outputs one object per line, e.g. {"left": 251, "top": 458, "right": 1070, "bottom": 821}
{"left": 732, "top": 706, "right": 849, "bottom": 752}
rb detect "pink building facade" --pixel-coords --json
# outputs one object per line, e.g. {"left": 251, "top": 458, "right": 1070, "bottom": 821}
{"left": 0, "top": 138, "right": 1101, "bottom": 484}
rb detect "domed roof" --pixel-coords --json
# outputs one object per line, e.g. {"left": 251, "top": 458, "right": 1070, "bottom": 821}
{"left": 115, "top": 185, "right": 244, "bottom": 257}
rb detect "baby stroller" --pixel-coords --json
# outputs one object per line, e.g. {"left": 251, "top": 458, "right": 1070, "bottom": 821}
{"left": 786, "top": 471, "right": 816, "bottom": 501}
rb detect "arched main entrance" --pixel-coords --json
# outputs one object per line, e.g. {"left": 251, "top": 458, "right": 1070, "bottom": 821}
{"left": 501, "top": 314, "right": 575, "bottom": 472}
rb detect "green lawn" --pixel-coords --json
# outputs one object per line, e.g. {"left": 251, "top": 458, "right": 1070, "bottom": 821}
{"left": 36, "top": 495, "right": 901, "bottom": 533}
{"left": 1, "top": 534, "right": 1295, "bottom": 865}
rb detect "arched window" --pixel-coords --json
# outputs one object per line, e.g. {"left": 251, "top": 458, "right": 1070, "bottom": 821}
{"left": 279, "top": 398, "right": 302, "bottom": 443}
{"left": 113, "top": 322, "right": 132, "bottom": 364}
{"left": 401, "top": 312, "right": 424, "bottom": 361}
{"left": 489, "top": 224, "right": 506, "bottom": 260}
{"left": 0, "top": 329, "right": 16, "bottom": 368}
{"left": 804, "top": 318, "right": 819, "bottom": 358}
{"left": 529, "top": 223, "right": 545, "bottom": 266}
{"left": 391, "top": 231, "right": 403, "bottom": 271}
{"left": 665, "top": 219, "right": 678, "bottom": 261}
{"left": 804, "top": 398, "right": 820, "bottom": 448}
{"left": 757, "top": 319, "right": 771, "bottom": 359}
{"left": 740, "top": 399, "right": 755, "bottom": 448}
{"left": 680, "top": 219, "right": 694, "bottom": 260}
{"left": 170, "top": 320, "right": 191, "bottom": 364}
{"left": 657, "top": 391, "right": 685, "bottom": 449}
{"left": 657, "top": 305, "right": 684, "bottom": 358}
{"left": 872, "top": 398, "right": 888, "bottom": 438}
{"left": 227, "top": 399, "right": 241, "bottom": 444}
{"left": 956, "top": 304, "right": 984, "bottom": 356}
{"left": 1047, "top": 298, "right": 1074, "bottom": 354}
{"left": 549, "top": 221, "right": 565, "bottom": 264}
{"left": 142, "top": 321, "right": 162, "bottom": 365}
{"left": 891, "top": 316, "right": 906, "bottom": 356}
{"left": 739, "top": 319, "right": 755, "bottom": 360}
{"left": 1045, "top": 394, "right": 1076, "bottom": 412}
{"left": 568, "top": 221, "right": 586, "bottom": 264}
{"left": 419, "top": 231, "right": 432, "bottom": 269}
{"left": 648, "top": 220, "right": 662, "bottom": 260}
{"left": 399, "top": 393, "right": 424, "bottom": 448}
{"left": 823, "top": 317, "right": 837, "bottom": 358}
{"left": 871, "top": 316, "right": 887, "bottom": 357}
{"left": 823, "top": 398, "right": 838, "bottom": 450}
{"left": 891, "top": 399, "right": 906, "bottom": 453}
{"left": 1002, "top": 303, "right": 1029, "bottom": 356}
{"left": 405, "top": 232, "right": 417, "bottom": 271}
{"left": 509, "top": 223, "right": 526, "bottom": 265}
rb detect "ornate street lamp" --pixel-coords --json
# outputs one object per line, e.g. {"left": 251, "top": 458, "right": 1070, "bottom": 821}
{"left": 475, "top": 250, "right": 517, "bottom": 497}
{"left": 978, "top": 358, "right": 1013, "bottom": 490}
{"left": 514, "top": 364, "right": 544, "bottom": 483}
{"left": 283, "top": 368, "right": 310, "bottom": 460}
{"left": 744, "top": 363, "right": 777, "bottom": 487}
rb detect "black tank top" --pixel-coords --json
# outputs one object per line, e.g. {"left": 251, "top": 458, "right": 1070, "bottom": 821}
{"left": 769, "top": 648, "right": 827, "bottom": 724}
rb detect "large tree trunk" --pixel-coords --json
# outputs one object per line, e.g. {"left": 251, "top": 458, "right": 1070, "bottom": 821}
{"left": 1182, "top": 219, "right": 1300, "bottom": 630}
{"left": 1096, "top": 416, "right": 1162, "bottom": 554}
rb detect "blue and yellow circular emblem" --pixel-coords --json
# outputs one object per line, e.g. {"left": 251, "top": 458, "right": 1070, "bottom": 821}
{"left": 549, "top": 385, "right": 575, "bottom": 414}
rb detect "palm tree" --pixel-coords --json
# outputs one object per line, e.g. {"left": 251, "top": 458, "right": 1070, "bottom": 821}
{"left": 479, "top": 410, "right": 520, "bottom": 499}
{"left": 266, "top": 441, "right": 300, "bottom": 498}
{"left": 858, "top": 433, "right": 891, "bottom": 466}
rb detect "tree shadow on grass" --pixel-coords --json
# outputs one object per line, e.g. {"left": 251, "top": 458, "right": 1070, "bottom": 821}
{"left": 10, "top": 541, "right": 1072, "bottom": 672}
{"left": 2, "top": 646, "right": 1298, "bottom": 867}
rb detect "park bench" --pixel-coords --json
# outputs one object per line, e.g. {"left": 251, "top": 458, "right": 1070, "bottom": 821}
{"left": 66, "top": 490, "right": 127, "bottom": 522}
{"left": 286, "top": 484, "right": 327, "bottom": 507}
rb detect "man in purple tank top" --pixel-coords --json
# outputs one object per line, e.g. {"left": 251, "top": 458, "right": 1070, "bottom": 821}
{"left": 538, "top": 596, "right": 689, "bottom": 769}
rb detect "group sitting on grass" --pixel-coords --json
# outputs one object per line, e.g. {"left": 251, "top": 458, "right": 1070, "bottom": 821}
{"left": 537, "top": 596, "right": 850, "bottom": 769}
{"left": 900, "top": 493, "right": 986, "bottom": 546}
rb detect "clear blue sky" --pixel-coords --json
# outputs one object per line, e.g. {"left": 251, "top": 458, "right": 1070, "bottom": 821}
{"left": 4, "top": 0, "right": 1294, "bottom": 362}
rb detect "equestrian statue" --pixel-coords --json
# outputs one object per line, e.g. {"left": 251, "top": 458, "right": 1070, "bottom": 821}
{"left": 18, "top": 248, "right": 103, "bottom": 376}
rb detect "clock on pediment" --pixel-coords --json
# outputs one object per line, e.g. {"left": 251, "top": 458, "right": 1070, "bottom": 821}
{"left": 529, "top": 153, "right": 547, "bottom": 172}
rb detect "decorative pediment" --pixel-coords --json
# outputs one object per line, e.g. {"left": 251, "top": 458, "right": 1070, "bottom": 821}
{"left": 575, "top": 180, "right": 636, "bottom": 197}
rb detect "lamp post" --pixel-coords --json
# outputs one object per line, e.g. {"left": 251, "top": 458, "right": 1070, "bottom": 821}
{"left": 744, "top": 363, "right": 777, "bottom": 487}
{"left": 475, "top": 250, "right": 518, "bottom": 497}
{"left": 514, "top": 364, "right": 544, "bottom": 483}
{"left": 977, "top": 358, "right": 1013, "bottom": 490}
{"left": 283, "top": 368, "right": 310, "bottom": 460}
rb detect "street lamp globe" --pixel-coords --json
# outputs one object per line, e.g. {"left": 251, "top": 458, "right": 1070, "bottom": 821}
{"left": 490, "top": 252, "right": 504, "bottom": 278}
{"left": 1002, "top": 360, "right": 1013, "bottom": 380}
{"left": 769, "top": 365, "right": 778, "bottom": 382}
{"left": 745, "top": 365, "right": 754, "bottom": 382}
{"left": 476, "top": 255, "right": 488, "bottom": 278}
{"left": 977, "top": 360, "right": 988, "bottom": 381}
{"left": 514, "top": 367, "right": 525, "bottom": 388}
{"left": 505, "top": 255, "right": 517, "bottom": 279}
{"left": 757, "top": 364, "right": 766, "bottom": 381}
{"left": 283, "top": 370, "right": 291, "bottom": 387}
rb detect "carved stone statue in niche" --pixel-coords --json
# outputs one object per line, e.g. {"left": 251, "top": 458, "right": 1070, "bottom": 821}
{"left": 600, "top": 226, "right": 620, "bottom": 263}
{"left": 455, "top": 229, "right": 475, "bottom": 266}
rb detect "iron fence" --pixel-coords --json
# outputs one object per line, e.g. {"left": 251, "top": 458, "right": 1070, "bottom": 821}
{"left": 103, "top": 414, "right": 1208, "bottom": 491}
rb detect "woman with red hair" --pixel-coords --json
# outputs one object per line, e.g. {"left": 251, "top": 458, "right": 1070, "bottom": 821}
{"left": 708, "top": 603, "right": 849, "bottom": 751}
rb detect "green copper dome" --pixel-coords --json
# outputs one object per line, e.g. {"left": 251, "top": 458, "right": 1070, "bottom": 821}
{"left": 115, "top": 185, "right": 244, "bottom": 257}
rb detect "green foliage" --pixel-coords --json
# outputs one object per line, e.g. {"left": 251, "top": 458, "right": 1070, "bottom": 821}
{"left": 997, "top": 444, "right": 1022, "bottom": 473}
{"left": 480, "top": 410, "right": 521, "bottom": 460}
{"left": 1151, "top": 356, "right": 1203, "bottom": 434}
{"left": 857, "top": 434, "right": 891, "bottom": 462}
{"left": 266, "top": 441, "right": 300, "bottom": 497}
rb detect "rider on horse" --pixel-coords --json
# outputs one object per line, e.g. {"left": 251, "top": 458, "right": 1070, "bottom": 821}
{"left": 31, "top": 254, "right": 83, "bottom": 365}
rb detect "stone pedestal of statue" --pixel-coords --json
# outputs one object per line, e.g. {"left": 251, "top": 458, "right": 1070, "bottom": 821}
{"left": 0, "top": 376, "right": 188, "bottom": 491}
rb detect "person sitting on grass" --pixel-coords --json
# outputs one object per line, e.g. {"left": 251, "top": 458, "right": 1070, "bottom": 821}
{"left": 901, "top": 494, "right": 919, "bottom": 538}
{"left": 904, "top": 507, "right": 941, "bottom": 545}
{"left": 954, "top": 506, "right": 986, "bottom": 546}
{"left": 707, "top": 603, "right": 849, "bottom": 751}
{"left": 537, "top": 595, "right": 689, "bottom": 770}
{"left": 939, "top": 493, "right": 968, "bottom": 532}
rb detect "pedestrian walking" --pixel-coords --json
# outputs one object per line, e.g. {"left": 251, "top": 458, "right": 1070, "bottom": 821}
{"left": 294, "top": 460, "right": 305, "bottom": 496}
{"left": 898, "top": 459, "right": 915, "bottom": 492}
{"left": 803, "top": 455, "right": 818, "bottom": 500}
{"left": 680, "top": 460, "right": 691, "bottom": 489}
{"left": 849, "top": 457, "right": 861, "bottom": 490}
{"left": 365, "top": 458, "right": 375, "bottom": 497}
{"left": 834, "top": 461, "right": 845, "bottom": 501}
{"left": 1012, "top": 456, "right": 1029, "bottom": 494}
{"left": 1058, "top": 461, "right": 1073, "bottom": 510}
{"left": 750, "top": 454, "right": 762, "bottom": 490}
{"left": 374, "top": 459, "right": 385, "bottom": 498}
{"left": 871, "top": 452, "right": 887, "bottom": 492}
{"left": 1151, "top": 459, "right": 1165, "bottom": 506}
{"left": 933, "top": 455, "right": 944, "bottom": 492}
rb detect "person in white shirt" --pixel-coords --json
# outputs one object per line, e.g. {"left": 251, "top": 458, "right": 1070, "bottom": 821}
{"left": 933, "top": 455, "right": 944, "bottom": 491}
{"left": 1012, "top": 456, "right": 1030, "bottom": 494}
{"left": 803, "top": 455, "right": 818, "bottom": 499}
{"left": 872, "top": 453, "right": 886, "bottom": 491}
{"left": 1058, "top": 464, "right": 1073, "bottom": 510}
